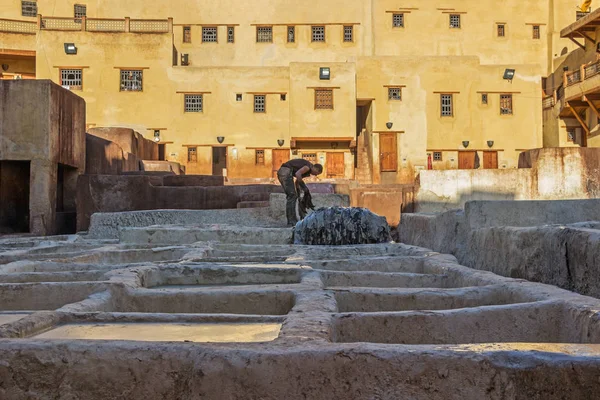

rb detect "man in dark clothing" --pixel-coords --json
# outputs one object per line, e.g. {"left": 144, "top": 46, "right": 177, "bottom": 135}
{"left": 277, "top": 159, "right": 323, "bottom": 226}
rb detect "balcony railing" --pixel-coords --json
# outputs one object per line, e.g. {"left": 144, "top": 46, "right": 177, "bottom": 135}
{"left": 40, "top": 17, "right": 82, "bottom": 31}
{"left": 564, "top": 59, "right": 600, "bottom": 90}
{"left": 0, "top": 18, "right": 37, "bottom": 34}
{"left": 576, "top": 10, "right": 591, "bottom": 20}
{"left": 38, "top": 16, "right": 172, "bottom": 33}
{"left": 566, "top": 70, "right": 582, "bottom": 86}
{"left": 542, "top": 95, "right": 555, "bottom": 109}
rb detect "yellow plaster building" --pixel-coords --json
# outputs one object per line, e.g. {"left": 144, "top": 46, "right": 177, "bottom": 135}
{"left": 0, "top": 0, "right": 583, "bottom": 183}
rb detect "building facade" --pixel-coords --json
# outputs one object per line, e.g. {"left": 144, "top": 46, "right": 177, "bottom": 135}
{"left": 0, "top": 0, "right": 583, "bottom": 183}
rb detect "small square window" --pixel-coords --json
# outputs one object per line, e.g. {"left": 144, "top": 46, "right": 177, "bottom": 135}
{"left": 120, "top": 70, "right": 143, "bottom": 92}
{"left": 532, "top": 25, "right": 540, "bottom": 39}
{"left": 344, "top": 26, "right": 353, "bottom": 42}
{"left": 449, "top": 14, "right": 461, "bottom": 29}
{"left": 280, "top": 94, "right": 286, "bottom": 101}
{"left": 388, "top": 87, "right": 402, "bottom": 101}
{"left": 441, "top": 94, "right": 453, "bottom": 117}
{"left": 433, "top": 152, "right": 442, "bottom": 161}
{"left": 315, "top": 89, "right": 333, "bottom": 110}
{"left": 184, "top": 94, "right": 203, "bottom": 112}
{"left": 21, "top": 1, "right": 37, "bottom": 17}
{"left": 567, "top": 128, "right": 576, "bottom": 142}
{"left": 254, "top": 95, "right": 266, "bottom": 113}
{"left": 60, "top": 68, "right": 82, "bottom": 90}
{"left": 236, "top": 93, "right": 242, "bottom": 101}
{"left": 500, "top": 94, "right": 513, "bottom": 115}
{"left": 202, "top": 27, "right": 218, "bottom": 42}
{"left": 481, "top": 93, "right": 488, "bottom": 104}
{"left": 312, "top": 26, "right": 325, "bottom": 42}
{"left": 497, "top": 24, "right": 505, "bottom": 37}
{"left": 187, "top": 147, "right": 198, "bottom": 163}
{"left": 393, "top": 13, "right": 404, "bottom": 28}
{"left": 74, "top": 4, "right": 86, "bottom": 18}
{"left": 287, "top": 26, "right": 295, "bottom": 43}
{"left": 183, "top": 26, "right": 191, "bottom": 43}
{"left": 256, "top": 26, "right": 273, "bottom": 43}
{"left": 227, "top": 26, "right": 235, "bottom": 43}
{"left": 255, "top": 149, "right": 265, "bottom": 165}
{"left": 319, "top": 67, "right": 330, "bottom": 80}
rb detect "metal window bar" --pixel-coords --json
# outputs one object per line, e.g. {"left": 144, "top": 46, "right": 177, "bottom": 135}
{"left": 202, "top": 27, "right": 218, "bottom": 42}
{"left": 433, "top": 152, "right": 442, "bottom": 161}
{"left": 120, "top": 70, "right": 143, "bottom": 92}
{"left": 315, "top": 89, "right": 333, "bottom": 109}
{"left": 287, "top": 26, "right": 295, "bottom": 42}
{"left": 227, "top": 26, "right": 235, "bottom": 43}
{"left": 441, "top": 94, "right": 453, "bottom": 116}
{"left": 254, "top": 95, "right": 266, "bottom": 112}
{"left": 533, "top": 25, "right": 540, "bottom": 39}
{"left": 497, "top": 24, "right": 505, "bottom": 37}
{"left": 344, "top": 26, "right": 353, "bottom": 42}
{"left": 74, "top": 4, "right": 86, "bottom": 18}
{"left": 482, "top": 93, "right": 488, "bottom": 104}
{"left": 450, "top": 14, "right": 461, "bottom": 28}
{"left": 388, "top": 87, "right": 402, "bottom": 101}
{"left": 500, "top": 94, "right": 513, "bottom": 114}
{"left": 312, "top": 26, "right": 325, "bottom": 42}
{"left": 21, "top": 1, "right": 37, "bottom": 17}
{"left": 187, "top": 147, "right": 198, "bottom": 163}
{"left": 183, "top": 26, "right": 191, "bottom": 43}
{"left": 255, "top": 150, "right": 265, "bottom": 165}
{"left": 566, "top": 70, "right": 581, "bottom": 86}
{"left": 184, "top": 94, "right": 203, "bottom": 112}
{"left": 393, "top": 14, "right": 404, "bottom": 27}
{"left": 60, "top": 69, "right": 82, "bottom": 90}
{"left": 256, "top": 26, "right": 273, "bottom": 43}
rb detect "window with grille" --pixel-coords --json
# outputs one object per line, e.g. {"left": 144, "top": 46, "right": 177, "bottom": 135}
{"left": 256, "top": 26, "right": 273, "bottom": 43}
{"left": 202, "top": 27, "right": 218, "bottom": 42}
{"left": 497, "top": 24, "right": 505, "bottom": 37}
{"left": 120, "top": 70, "right": 143, "bottom": 92}
{"left": 344, "top": 26, "right": 353, "bottom": 42}
{"left": 74, "top": 4, "right": 86, "bottom": 18}
{"left": 302, "top": 153, "right": 317, "bottom": 163}
{"left": 449, "top": 14, "right": 461, "bottom": 28}
{"left": 60, "top": 69, "right": 82, "bottom": 90}
{"left": 500, "top": 94, "right": 513, "bottom": 114}
{"left": 255, "top": 150, "right": 265, "bottom": 165}
{"left": 254, "top": 95, "right": 266, "bottom": 113}
{"left": 440, "top": 94, "right": 453, "bottom": 116}
{"left": 312, "top": 26, "right": 325, "bottom": 42}
{"left": 227, "top": 26, "right": 235, "bottom": 43}
{"left": 481, "top": 93, "right": 488, "bottom": 104}
{"left": 187, "top": 147, "right": 198, "bottom": 163}
{"left": 315, "top": 89, "right": 333, "bottom": 109}
{"left": 567, "top": 128, "right": 576, "bottom": 142}
{"left": 21, "top": 1, "right": 37, "bottom": 17}
{"left": 184, "top": 94, "right": 203, "bottom": 112}
{"left": 388, "top": 87, "right": 402, "bottom": 101}
{"left": 287, "top": 26, "right": 295, "bottom": 43}
{"left": 183, "top": 26, "right": 191, "bottom": 43}
{"left": 433, "top": 152, "right": 442, "bottom": 161}
{"left": 532, "top": 25, "right": 540, "bottom": 39}
{"left": 393, "top": 13, "right": 404, "bottom": 27}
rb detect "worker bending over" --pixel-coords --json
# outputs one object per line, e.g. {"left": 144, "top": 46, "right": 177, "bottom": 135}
{"left": 277, "top": 159, "right": 323, "bottom": 226}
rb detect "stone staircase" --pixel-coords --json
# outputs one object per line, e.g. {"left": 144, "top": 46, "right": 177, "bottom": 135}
{"left": 355, "top": 129, "right": 373, "bottom": 184}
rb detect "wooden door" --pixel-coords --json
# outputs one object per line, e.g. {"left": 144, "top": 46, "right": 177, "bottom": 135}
{"left": 483, "top": 151, "right": 498, "bottom": 169}
{"left": 458, "top": 151, "right": 476, "bottom": 169}
{"left": 326, "top": 153, "right": 345, "bottom": 178}
{"left": 212, "top": 147, "right": 227, "bottom": 176}
{"left": 272, "top": 149, "right": 290, "bottom": 177}
{"left": 379, "top": 133, "right": 397, "bottom": 172}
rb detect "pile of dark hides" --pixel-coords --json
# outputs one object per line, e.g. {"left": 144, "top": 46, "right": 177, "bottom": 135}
{"left": 293, "top": 207, "right": 392, "bottom": 245}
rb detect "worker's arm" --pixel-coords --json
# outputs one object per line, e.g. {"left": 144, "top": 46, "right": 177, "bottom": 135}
{"left": 295, "top": 166, "right": 310, "bottom": 181}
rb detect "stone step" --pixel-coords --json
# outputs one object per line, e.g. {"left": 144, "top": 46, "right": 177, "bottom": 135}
{"left": 239, "top": 192, "right": 271, "bottom": 202}
{"left": 237, "top": 201, "right": 270, "bottom": 209}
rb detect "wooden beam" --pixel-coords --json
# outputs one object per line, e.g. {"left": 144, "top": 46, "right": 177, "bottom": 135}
{"left": 568, "top": 102, "right": 591, "bottom": 136}
{"left": 584, "top": 95, "right": 600, "bottom": 119}
{"left": 569, "top": 36, "right": 586, "bottom": 49}
{"left": 580, "top": 31, "right": 596, "bottom": 43}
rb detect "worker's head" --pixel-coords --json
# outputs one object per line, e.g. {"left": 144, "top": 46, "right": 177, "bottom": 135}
{"left": 311, "top": 163, "right": 323, "bottom": 175}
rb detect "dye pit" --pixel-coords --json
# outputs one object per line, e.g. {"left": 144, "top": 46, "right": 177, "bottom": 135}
{"left": 1, "top": 219, "right": 600, "bottom": 399}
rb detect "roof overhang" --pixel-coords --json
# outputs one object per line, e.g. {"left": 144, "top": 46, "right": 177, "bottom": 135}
{"left": 561, "top": 9, "right": 600, "bottom": 42}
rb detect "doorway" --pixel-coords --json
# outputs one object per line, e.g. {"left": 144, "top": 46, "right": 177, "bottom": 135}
{"left": 458, "top": 151, "right": 477, "bottom": 169}
{"left": 379, "top": 133, "right": 397, "bottom": 172}
{"left": 326, "top": 153, "right": 345, "bottom": 178}
{"left": 212, "top": 147, "right": 227, "bottom": 176}
{"left": 158, "top": 144, "right": 166, "bottom": 161}
{"left": 272, "top": 149, "right": 290, "bottom": 178}
{"left": 483, "top": 151, "right": 498, "bottom": 169}
{"left": 0, "top": 161, "right": 30, "bottom": 233}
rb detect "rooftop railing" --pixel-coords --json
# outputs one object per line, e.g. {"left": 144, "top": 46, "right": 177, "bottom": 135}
{"left": 0, "top": 18, "right": 37, "bottom": 34}
{"left": 38, "top": 16, "right": 172, "bottom": 33}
